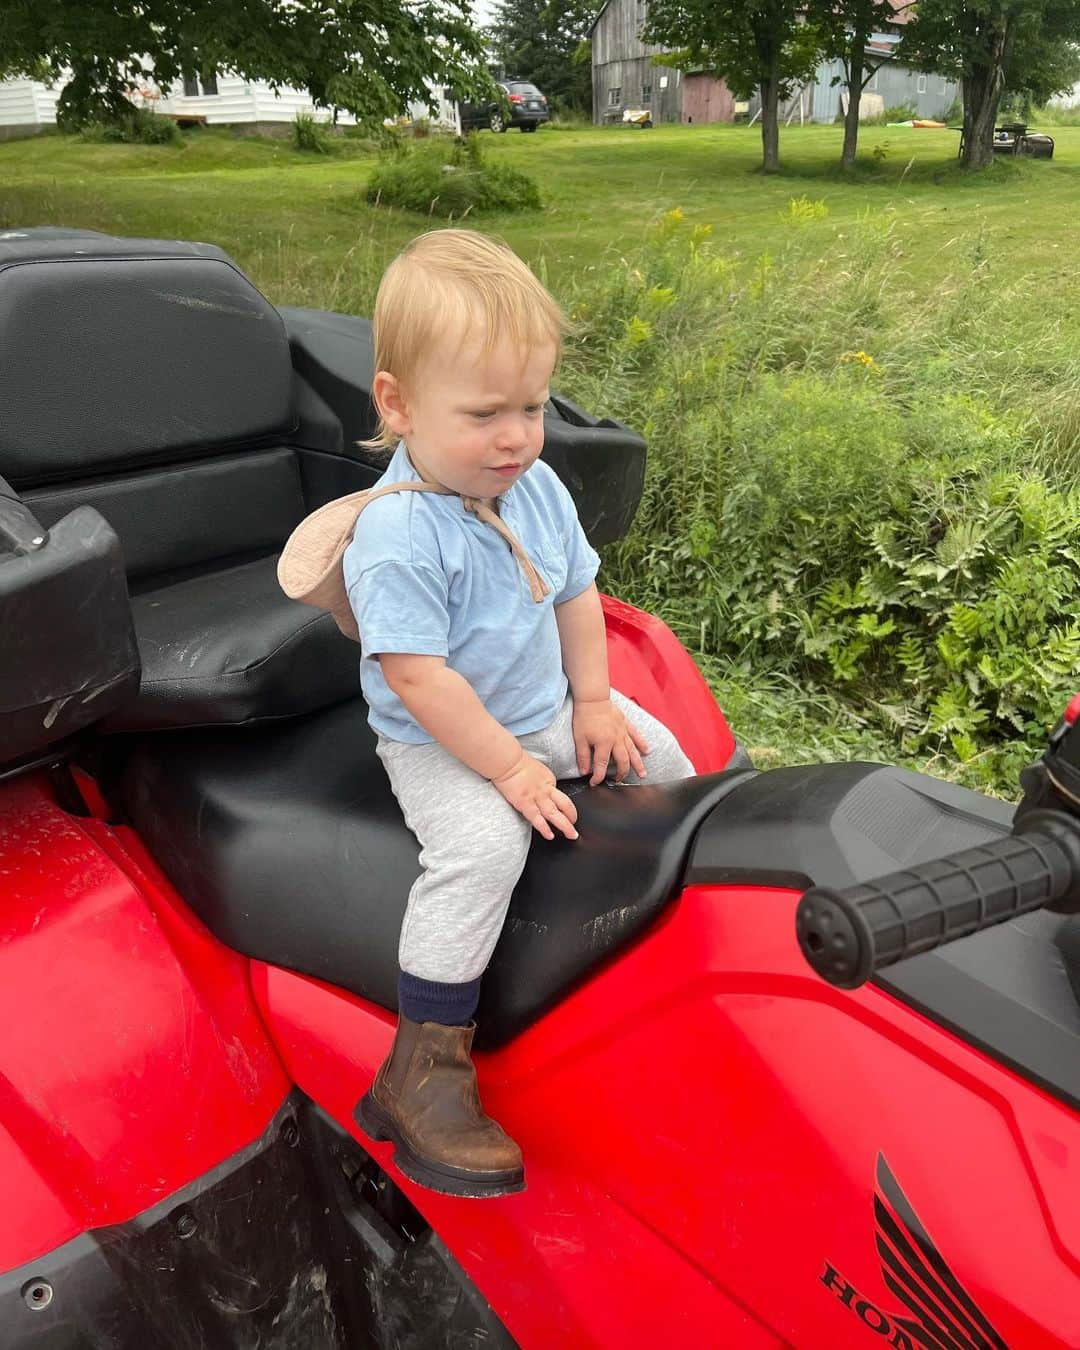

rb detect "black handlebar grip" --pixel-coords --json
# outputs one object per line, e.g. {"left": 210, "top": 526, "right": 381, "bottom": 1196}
{"left": 795, "top": 811, "right": 1080, "bottom": 988}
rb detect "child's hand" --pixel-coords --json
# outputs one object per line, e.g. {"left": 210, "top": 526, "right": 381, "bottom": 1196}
{"left": 492, "top": 752, "right": 579, "bottom": 841}
{"left": 573, "top": 698, "right": 649, "bottom": 786}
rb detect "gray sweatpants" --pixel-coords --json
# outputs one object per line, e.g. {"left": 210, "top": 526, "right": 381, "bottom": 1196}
{"left": 376, "top": 689, "right": 695, "bottom": 984}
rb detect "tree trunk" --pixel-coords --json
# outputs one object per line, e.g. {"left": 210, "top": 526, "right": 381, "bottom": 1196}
{"left": 760, "top": 73, "right": 780, "bottom": 173}
{"left": 961, "top": 68, "right": 1003, "bottom": 169}
{"left": 841, "top": 0, "right": 875, "bottom": 170}
{"left": 959, "top": 16, "right": 1011, "bottom": 170}
{"left": 842, "top": 44, "right": 866, "bottom": 170}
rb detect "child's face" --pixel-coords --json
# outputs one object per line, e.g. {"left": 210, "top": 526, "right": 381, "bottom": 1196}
{"left": 375, "top": 337, "right": 556, "bottom": 499}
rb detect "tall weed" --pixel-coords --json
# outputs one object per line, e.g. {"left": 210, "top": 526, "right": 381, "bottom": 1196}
{"left": 293, "top": 113, "right": 333, "bottom": 155}
{"left": 558, "top": 207, "right": 1080, "bottom": 793}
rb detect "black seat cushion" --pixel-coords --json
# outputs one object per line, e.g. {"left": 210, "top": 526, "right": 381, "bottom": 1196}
{"left": 106, "top": 555, "right": 360, "bottom": 732}
{"left": 26, "top": 448, "right": 373, "bottom": 730}
{"left": 119, "top": 699, "right": 749, "bottom": 1046}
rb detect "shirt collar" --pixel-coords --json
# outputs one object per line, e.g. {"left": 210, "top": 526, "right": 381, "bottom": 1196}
{"left": 392, "top": 441, "right": 519, "bottom": 511}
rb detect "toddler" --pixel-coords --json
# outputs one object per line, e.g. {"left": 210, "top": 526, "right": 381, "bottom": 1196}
{"left": 292, "top": 229, "right": 694, "bottom": 1197}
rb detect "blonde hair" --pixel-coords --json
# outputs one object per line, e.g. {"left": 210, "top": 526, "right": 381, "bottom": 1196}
{"left": 363, "top": 229, "right": 567, "bottom": 452}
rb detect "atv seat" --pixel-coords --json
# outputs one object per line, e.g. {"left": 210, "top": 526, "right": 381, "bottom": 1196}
{"left": 1, "top": 230, "right": 370, "bottom": 738}
{"left": 119, "top": 698, "right": 750, "bottom": 1047}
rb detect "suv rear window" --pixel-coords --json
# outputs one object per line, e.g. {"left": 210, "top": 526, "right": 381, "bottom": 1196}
{"left": 507, "top": 83, "right": 542, "bottom": 97}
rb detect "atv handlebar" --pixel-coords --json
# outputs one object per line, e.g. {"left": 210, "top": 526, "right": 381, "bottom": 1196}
{"left": 795, "top": 811, "right": 1080, "bottom": 988}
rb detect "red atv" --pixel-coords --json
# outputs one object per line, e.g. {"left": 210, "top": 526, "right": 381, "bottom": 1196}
{"left": 2, "top": 229, "right": 1078, "bottom": 1349}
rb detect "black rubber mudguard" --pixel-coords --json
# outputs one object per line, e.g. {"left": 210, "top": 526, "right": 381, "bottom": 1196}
{"left": 0, "top": 1094, "right": 517, "bottom": 1350}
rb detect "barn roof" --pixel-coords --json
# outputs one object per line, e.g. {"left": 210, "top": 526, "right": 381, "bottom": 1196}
{"left": 587, "top": 0, "right": 611, "bottom": 37}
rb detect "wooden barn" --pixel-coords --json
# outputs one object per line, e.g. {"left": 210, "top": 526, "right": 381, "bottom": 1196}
{"left": 589, "top": 0, "right": 736, "bottom": 126}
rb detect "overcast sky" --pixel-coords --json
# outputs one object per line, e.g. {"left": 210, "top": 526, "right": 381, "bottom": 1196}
{"left": 470, "top": 0, "right": 496, "bottom": 31}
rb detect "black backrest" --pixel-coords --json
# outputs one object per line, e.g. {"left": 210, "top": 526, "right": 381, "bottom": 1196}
{"left": 0, "top": 230, "right": 295, "bottom": 487}
{"left": 0, "top": 230, "right": 307, "bottom": 594}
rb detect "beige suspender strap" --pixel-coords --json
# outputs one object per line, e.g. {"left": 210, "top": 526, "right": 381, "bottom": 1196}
{"left": 462, "top": 497, "right": 551, "bottom": 603}
{"left": 355, "top": 480, "right": 453, "bottom": 511}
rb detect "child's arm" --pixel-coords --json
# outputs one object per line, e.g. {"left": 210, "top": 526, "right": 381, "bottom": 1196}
{"left": 555, "top": 583, "right": 648, "bottom": 785}
{"left": 380, "top": 653, "right": 578, "bottom": 841}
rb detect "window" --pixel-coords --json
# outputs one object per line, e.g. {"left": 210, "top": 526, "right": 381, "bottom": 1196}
{"left": 609, "top": 87, "right": 622, "bottom": 106}
{"left": 939, "top": 77, "right": 948, "bottom": 95}
{"left": 917, "top": 74, "right": 927, "bottom": 94}
{"left": 181, "top": 70, "right": 219, "bottom": 97}
{"left": 642, "top": 83, "right": 652, "bottom": 104}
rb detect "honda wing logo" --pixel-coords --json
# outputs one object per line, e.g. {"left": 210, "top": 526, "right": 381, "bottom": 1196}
{"left": 820, "top": 1155, "right": 1008, "bottom": 1349}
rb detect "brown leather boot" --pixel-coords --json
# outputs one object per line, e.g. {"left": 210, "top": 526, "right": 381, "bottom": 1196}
{"left": 355, "top": 1016, "right": 525, "bottom": 1198}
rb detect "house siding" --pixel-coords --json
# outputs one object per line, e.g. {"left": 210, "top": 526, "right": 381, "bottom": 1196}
{"left": 811, "top": 56, "right": 957, "bottom": 124}
{"left": 150, "top": 75, "right": 261, "bottom": 124}
{"left": 0, "top": 78, "right": 58, "bottom": 130}
{"left": 250, "top": 82, "right": 361, "bottom": 125}
{"left": 811, "top": 59, "right": 845, "bottom": 125}
{"left": 873, "top": 63, "right": 957, "bottom": 118}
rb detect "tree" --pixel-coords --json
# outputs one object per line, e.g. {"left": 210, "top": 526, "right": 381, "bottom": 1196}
{"left": 0, "top": 0, "right": 493, "bottom": 129}
{"left": 812, "top": 0, "right": 915, "bottom": 169}
{"left": 642, "top": 0, "right": 824, "bottom": 173}
{"left": 489, "top": 0, "right": 595, "bottom": 116}
{"left": 898, "top": 0, "right": 1080, "bottom": 169}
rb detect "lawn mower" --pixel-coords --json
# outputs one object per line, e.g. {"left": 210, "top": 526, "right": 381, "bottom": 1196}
{"left": 1, "top": 228, "right": 1078, "bottom": 1349}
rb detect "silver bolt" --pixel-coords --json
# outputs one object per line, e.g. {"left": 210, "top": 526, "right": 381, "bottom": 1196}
{"left": 22, "top": 1278, "right": 53, "bottom": 1311}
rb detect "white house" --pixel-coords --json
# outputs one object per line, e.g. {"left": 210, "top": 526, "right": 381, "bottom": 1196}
{"left": 0, "top": 70, "right": 459, "bottom": 137}
{"left": 0, "top": 79, "right": 62, "bottom": 136}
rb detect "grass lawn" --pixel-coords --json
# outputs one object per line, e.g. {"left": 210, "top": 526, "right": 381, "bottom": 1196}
{"left": 2, "top": 121, "right": 1077, "bottom": 780}
{"left": 3, "top": 121, "right": 1078, "bottom": 317}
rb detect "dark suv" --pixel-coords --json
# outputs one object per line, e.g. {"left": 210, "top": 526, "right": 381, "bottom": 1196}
{"left": 459, "top": 81, "right": 550, "bottom": 134}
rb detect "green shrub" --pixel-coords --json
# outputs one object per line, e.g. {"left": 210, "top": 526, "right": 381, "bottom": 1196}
{"left": 883, "top": 102, "right": 918, "bottom": 122}
{"left": 293, "top": 112, "right": 333, "bottom": 154}
{"left": 365, "top": 134, "right": 541, "bottom": 217}
{"left": 557, "top": 207, "right": 1080, "bottom": 793}
{"left": 80, "top": 107, "right": 182, "bottom": 145}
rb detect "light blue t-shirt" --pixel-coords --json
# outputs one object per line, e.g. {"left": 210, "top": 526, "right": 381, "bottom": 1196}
{"left": 343, "top": 443, "right": 601, "bottom": 743}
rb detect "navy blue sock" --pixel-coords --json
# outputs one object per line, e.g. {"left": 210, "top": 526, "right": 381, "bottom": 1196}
{"left": 398, "top": 971, "right": 481, "bottom": 1026}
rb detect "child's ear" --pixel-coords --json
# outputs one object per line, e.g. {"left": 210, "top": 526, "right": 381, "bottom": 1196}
{"left": 373, "top": 371, "right": 412, "bottom": 436}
